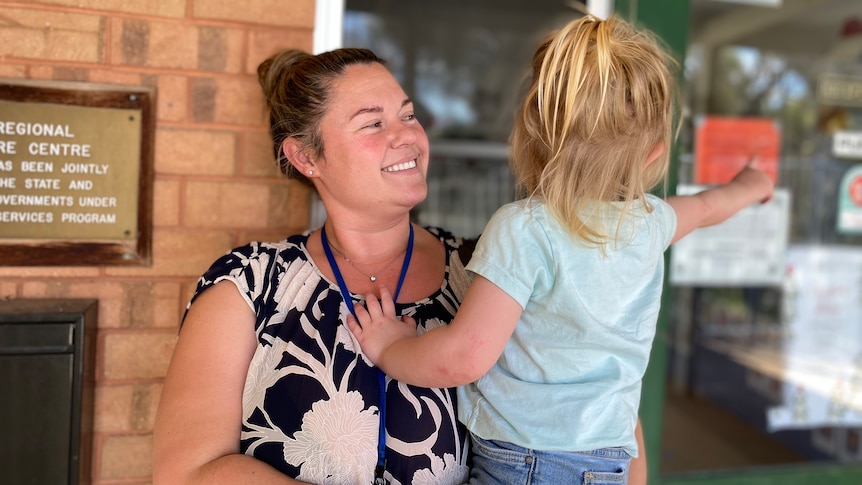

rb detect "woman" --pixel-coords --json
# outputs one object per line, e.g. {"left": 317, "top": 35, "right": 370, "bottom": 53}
{"left": 152, "top": 48, "right": 472, "bottom": 484}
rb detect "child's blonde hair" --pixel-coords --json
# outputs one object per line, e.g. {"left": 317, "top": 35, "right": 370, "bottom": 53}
{"left": 510, "top": 15, "right": 678, "bottom": 247}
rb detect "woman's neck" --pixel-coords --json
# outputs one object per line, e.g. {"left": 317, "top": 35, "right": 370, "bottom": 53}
{"left": 321, "top": 217, "right": 412, "bottom": 270}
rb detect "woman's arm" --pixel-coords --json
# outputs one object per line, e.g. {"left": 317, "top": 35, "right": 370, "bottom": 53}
{"left": 349, "top": 275, "right": 523, "bottom": 388}
{"left": 152, "top": 281, "right": 308, "bottom": 485}
{"left": 629, "top": 419, "right": 647, "bottom": 485}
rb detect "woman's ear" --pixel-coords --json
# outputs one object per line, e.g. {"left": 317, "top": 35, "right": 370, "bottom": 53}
{"left": 282, "top": 138, "right": 316, "bottom": 177}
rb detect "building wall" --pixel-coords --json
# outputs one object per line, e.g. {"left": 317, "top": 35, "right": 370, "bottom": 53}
{"left": 0, "top": 1, "right": 315, "bottom": 483}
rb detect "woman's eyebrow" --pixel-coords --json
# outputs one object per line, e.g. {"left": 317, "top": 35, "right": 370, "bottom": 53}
{"left": 349, "top": 98, "right": 413, "bottom": 121}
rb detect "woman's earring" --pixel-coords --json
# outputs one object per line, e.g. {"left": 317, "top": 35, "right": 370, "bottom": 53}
{"left": 308, "top": 170, "right": 314, "bottom": 175}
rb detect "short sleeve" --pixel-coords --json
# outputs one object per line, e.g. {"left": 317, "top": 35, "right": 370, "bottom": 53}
{"left": 465, "top": 202, "right": 554, "bottom": 309}
{"left": 645, "top": 194, "right": 677, "bottom": 250}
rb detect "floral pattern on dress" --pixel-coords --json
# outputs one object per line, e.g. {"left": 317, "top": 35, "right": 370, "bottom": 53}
{"left": 188, "top": 227, "right": 470, "bottom": 485}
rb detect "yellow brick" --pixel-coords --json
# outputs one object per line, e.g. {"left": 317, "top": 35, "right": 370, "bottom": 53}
{"left": 16, "top": 280, "right": 180, "bottom": 329}
{"left": 153, "top": 178, "right": 181, "bottom": 227}
{"left": 1, "top": 266, "right": 100, "bottom": 278}
{"left": 0, "top": 7, "right": 104, "bottom": 62}
{"left": 246, "top": 28, "right": 312, "bottom": 74}
{"left": 0, "top": 281, "right": 18, "bottom": 298}
{"left": 88, "top": 68, "right": 142, "bottom": 86}
{"left": 269, "top": 181, "right": 311, "bottom": 228}
{"left": 239, "top": 129, "right": 280, "bottom": 177}
{"left": 98, "top": 433, "right": 153, "bottom": 479}
{"left": 212, "top": 76, "right": 266, "bottom": 126}
{"left": 185, "top": 181, "right": 271, "bottom": 228}
{"left": 102, "top": 330, "right": 177, "bottom": 380}
{"left": 154, "top": 74, "right": 188, "bottom": 122}
{"left": 27, "top": 64, "right": 54, "bottom": 80}
{"left": 94, "top": 383, "right": 162, "bottom": 432}
{"left": 0, "top": 62, "right": 27, "bottom": 78}
{"left": 34, "top": 0, "right": 186, "bottom": 18}
{"left": 147, "top": 21, "right": 198, "bottom": 69}
{"left": 45, "top": 28, "right": 102, "bottom": 62}
{"left": 105, "top": 229, "right": 234, "bottom": 277}
{"left": 193, "top": 0, "right": 315, "bottom": 28}
{"left": 154, "top": 128, "right": 236, "bottom": 175}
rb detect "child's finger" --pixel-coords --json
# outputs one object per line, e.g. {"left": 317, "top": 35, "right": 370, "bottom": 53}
{"left": 362, "top": 293, "right": 383, "bottom": 319}
{"left": 401, "top": 314, "right": 418, "bottom": 329}
{"left": 352, "top": 301, "right": 370, "bottom": 322}
{"left": 346, "top": 314, "right": 362, "bottom": 335}
{"left": 379, "top": 287, "right": 396, "bottom": 317}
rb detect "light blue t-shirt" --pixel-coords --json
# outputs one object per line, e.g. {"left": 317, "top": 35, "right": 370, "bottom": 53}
{"left": 458, "top": 194, "right": 676, "bottom": 456}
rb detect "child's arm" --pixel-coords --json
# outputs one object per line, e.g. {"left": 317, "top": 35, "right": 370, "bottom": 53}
{"left": 347, "top": 276, "right": 522, "bottom": 388}
{"left": 667, "top": 164, "right": 774, "bottom": 244}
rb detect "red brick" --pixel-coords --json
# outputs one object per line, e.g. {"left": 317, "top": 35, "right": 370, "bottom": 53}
{"left": 152, "top": 178, "right": 181, "bottom": 227}
{"left": 154, "top": 128, "right": 236, "bottom": 176}
{"left": 185, "top": 180, "right": 271, "bottom": 228}
{"left": 193, "top": 0, "right": 315, "bottom": 28}
{"left": 246, "top": 28, "right": 312, "bottom": 74}
{"left": 95, "top": 383, "right": 162, "bottom": 432}
{"left": 102, "top": 330, "right": 177, "bottom": 380}
{"left": 98, "top": 433, "right": 153, "bottom": 479}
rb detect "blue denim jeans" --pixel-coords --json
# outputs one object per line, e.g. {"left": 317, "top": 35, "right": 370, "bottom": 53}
{"left": 468, "top": 432, "right": 631, "bottom": 485}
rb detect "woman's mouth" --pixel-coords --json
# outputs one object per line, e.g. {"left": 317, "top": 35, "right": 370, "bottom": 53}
{"left": 382, "top": 159, "right": 417, "bottom": 172}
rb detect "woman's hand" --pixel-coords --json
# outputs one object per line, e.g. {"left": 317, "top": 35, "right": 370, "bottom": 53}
{"left": 347, "top": 288, "right": 417, "bottom": 364}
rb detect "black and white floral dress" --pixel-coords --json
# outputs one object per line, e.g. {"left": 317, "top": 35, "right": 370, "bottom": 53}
{"left": 187, "top": 227, "right": 472, "bottom": 485}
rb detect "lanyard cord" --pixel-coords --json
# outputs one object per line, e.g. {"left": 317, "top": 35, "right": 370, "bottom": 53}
{"left": 320, "top": 223, "right": 414, "bottom": 483}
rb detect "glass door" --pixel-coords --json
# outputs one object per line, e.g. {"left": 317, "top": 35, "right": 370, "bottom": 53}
{"left": 631, "top": 0, "right": 862, "bottom": 483}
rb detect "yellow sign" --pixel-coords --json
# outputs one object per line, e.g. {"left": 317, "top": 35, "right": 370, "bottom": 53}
{"left": 0, "top": 99, "right": 141, "bottom": 240}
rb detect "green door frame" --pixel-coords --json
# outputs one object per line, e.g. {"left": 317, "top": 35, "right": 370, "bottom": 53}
{"left": 617, "top": 0, "right": 862, "bottom": 483}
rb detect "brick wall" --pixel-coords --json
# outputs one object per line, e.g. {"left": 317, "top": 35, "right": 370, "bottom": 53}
{"left": 0, "top": 1, "right": 315, "bottom": 483}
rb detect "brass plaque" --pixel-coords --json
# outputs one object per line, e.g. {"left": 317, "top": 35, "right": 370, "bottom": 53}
{"left": 0, "top": 80, "right": 154, "bottom": 266}
{"left": 0, "top": 100, "right": 141, "bottom": 240}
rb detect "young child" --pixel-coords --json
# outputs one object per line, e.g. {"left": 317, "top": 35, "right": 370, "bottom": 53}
{"left": 347, "top": 14, "right": 774, "bottom": 484}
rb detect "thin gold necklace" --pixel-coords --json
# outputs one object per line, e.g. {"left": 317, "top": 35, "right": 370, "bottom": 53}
{"left": 327, "top": 239, "right": 407, "bottom": 282}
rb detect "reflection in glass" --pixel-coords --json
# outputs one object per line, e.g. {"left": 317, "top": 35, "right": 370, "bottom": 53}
{"left": 664, "top": 0, "right": 862, "bottom": 476}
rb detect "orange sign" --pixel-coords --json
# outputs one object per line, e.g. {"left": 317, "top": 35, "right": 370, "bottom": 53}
{"left": 694, "top": 116, "right": 780, "bottom": 184}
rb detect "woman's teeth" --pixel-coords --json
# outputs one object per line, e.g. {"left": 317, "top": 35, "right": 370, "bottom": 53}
{"left": 382, "top": 159, "right": 417, "bottom": 172}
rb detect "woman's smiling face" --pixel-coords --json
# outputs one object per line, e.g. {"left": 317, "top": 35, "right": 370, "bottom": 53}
{"left": 314, "top": 62, "right": 430, "bottom": 215}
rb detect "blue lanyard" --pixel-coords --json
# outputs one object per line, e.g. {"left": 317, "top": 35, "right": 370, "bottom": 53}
{"left": 319, "top": 223, "right": 414, "bottom": 484}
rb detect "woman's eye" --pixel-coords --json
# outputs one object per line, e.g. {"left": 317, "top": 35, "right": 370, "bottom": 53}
{"left": 365, "top": 121, "right": 383, "bottom": 129}
{"left": 404, "top": 114, "right": 416, "bottom": 122}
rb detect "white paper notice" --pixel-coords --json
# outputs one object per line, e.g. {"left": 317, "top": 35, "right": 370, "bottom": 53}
{"left": 670, "top": 186, "right": 791, "bottom": 286}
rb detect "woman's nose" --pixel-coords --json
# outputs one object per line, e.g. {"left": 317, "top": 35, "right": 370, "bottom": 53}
{"left": 390, "top": 121, "right": 420, "bottom": 147}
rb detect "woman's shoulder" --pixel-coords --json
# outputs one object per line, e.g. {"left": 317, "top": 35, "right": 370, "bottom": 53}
{"left": 200, "top": 233, "right": 310, "bottom": 282}
{"left": 422, "top": 225, "right": 478, "bottom": 266}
